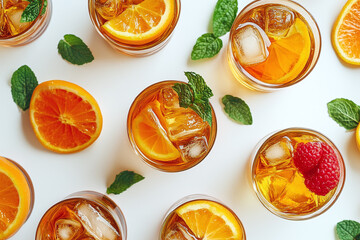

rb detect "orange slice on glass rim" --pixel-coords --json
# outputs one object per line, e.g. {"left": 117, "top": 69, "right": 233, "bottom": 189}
{"left": 29, "top": 80, "right": 103, "bottom": 153}
{"left": 332, "top": 0, "right": 360, "bottom": 65}
{"left": 102, "top": 0, "right": 175, "bottom": 45}
{"left": 0, "top": 156, "right": 32, "bottom": 239}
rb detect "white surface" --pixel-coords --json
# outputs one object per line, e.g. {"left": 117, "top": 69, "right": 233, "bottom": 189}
{"left": 1, "top": 0, "right": 360, "bottom": 239}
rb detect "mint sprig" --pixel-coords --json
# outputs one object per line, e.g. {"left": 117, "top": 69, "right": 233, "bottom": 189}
{"left": 172, "top": 72, "right": 213, "bottom": 126}
{"left": 336, "top": 220, "right": 360, "bottom": 240}
{"left": 107, "top": 171, "right": 144, "bottom": 195}
{"left": 58, "top": 34, "right": 94, "bottom": 65}
{"left": 327, "top": 98, "right": 360, "bottom": 130}
{"left": 222, "top": 95, "right": 252, "bottom": 125}
{"left": 213, "top": 0, "right": 238, "bottom": 37}
{"left": 21, "top": 0, "right": 47, "bottom": 23}
{"left": 11, "top": 65, "right": 38, "bottom": 111}
{"left": 191, "top": 0, "right": 238, "bottom": 60}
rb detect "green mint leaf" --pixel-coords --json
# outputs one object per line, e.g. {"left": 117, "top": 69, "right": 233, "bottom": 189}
{"left": 58, "top": 34, "right": 94, "bottom": 65}
{"left": 356, "top": 235, "right": 360, "bottom": 240}
{"left": 11, "top": 65, "right": 38, "bottom": 111}
{"left": 107, "top": 171, "right": 144, "bottom": 195}
{"left": 41, "top": 0, "right": 48, "bottom": 15}
{"left": 21, "top": 0, "right": 41, "bottom": 23}
{"left": 185, "top": 71, "right": 213, "bottom": 100}
{"left": 327, "top": 98, "right": 360, "bottom": 130}
{"left": 336, "top": 220, "right": 360, "bottom": 240}
{"left": 213, "top": 0, "right": 238, "bottom": 37}
{"left": 222, "top": 95, "right": 252, "bottom": 125}
{"left": 172, "top": 83, "right": 193, "bottom": 108}
{"left": 191, "top": 99, "right": 213, "bottom": 126}
{"left": 191, "top": 33, "right": 223, "bottom": 60}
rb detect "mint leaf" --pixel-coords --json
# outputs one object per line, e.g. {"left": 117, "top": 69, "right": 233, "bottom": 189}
{"left": 222, "top": 95, "right": 252, "bottom": 125}
{"left": 107, "top": 171, "right": 144, "bottom": 195}
{"left": 11, "top": 65, "right": 38, "bottom": 111}
{"left": 21, "top": 0, "right": 41, "bottom": 23}
{"left": 213, "top": 0, "right": 238, "bottom": 37}
{"left": 58, "top": 34, "right": 94, "bottom": 65}
{"left": 336, "top": 220, "right": 360, "bottom": 240}
{"left": 191, "top": 33, "right": 223, "bottom": 60}
{"left": 41, "top": 0, "right": 48, "bottom": 15}
{"left": 327, "top": 98, "right": 360, "bottom": 130}
{"left": 172, "top": 72, "right": 213, "bottom": 126}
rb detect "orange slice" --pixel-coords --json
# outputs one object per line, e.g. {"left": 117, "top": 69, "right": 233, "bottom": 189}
{"left": 332, "top": 0, "right": 360, "bottom": 65}
{"left": 0, "top": 156, "right": 32, "bottom": 239}
{"left": 29, "top": 80, "right": 103, "bottom": 153}
{"left": 132, "top": 100, "right": 180, "bottom": 161}
{"left": 246, "top": 18, "right": 311, "bottom": 84}
{"left": 175, "top": 200, "right": 243, "bottom": 240}
{"left": 102, "top": 0, "right": 175, "bottom": 45}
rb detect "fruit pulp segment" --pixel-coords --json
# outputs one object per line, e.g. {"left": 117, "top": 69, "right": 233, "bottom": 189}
{"left": 131, "top": 84, "right": 211, "bottom": 169}
{"left": 255, "top": 132, "right": 335, "bottom": 214}
{"left": 32, "top": 89, "right": 98, "bottom": 149}
{"left": 37, "top": 198, "right": 122, "bottom": 240}
{"left": 0, "top": 172, "right": 19, "bottom": 232}
{"left": 231, "top": 4, "right": 312, "bottom": 84}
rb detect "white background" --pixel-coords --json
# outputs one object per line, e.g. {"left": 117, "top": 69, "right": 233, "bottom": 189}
{"left": 1, "top": 0, "right": 360, "bottom": 239}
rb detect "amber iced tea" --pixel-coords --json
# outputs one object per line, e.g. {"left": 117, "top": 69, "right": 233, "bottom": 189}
{"left": 228, "top": 0, "right": 321, "bottom": 91}
{"left": 36, "top": 191, "right": 126, "bottom": 240}
{"left": 127, "top": 81, "right": 217, "bottom": 172}
{"left": 251, "top": 128, "right": 345, "bottom": 220}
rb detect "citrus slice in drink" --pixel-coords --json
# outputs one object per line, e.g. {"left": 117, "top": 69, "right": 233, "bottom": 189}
{"left": 246, "top": 18, "right": 311, "bottom": 84}
{"left": 332, "top": 0, "right": 360, "bottom": 65}
{"left": 102, "top": 0, "right": 175, "bottom": 45}
{"left": 175, "top": 200, "right": 243, "bottom": 240}
{"left": 0, "top": 157, "right": 32, "bottom": 239}
{"left": 132, "top": 100, "right": 180, "bottom": 161}
{"left": 29, "top": 80, "right": 103, "bottom": 153}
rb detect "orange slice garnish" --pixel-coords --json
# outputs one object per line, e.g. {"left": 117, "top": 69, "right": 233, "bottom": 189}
{"left": 332, "top": 0, "right": 360, "bottom": 65}
{"left": 29, "top": 80, "right": 103, "bottom": 153}
{"left": 0, "top": 156, "right": 32, "bottom": 239}
{"left": 102, "top": 0, "right": 175, "bottom": 45}
{"left": 132, "top": 100, "right": 180, "bottom": 161}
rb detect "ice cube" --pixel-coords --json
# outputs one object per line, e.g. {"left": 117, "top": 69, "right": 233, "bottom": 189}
{"left": 5, "top": 2, "right": 31, "bottom": 35}
{"left": 233, "top": 24, "right": 270, "bottom": 66}
{"left": 178, "top": 136, "right": 208, "bottom": 162}
{"left": 265, "top": 6, "right": 295, "bottom": 37}
{"left": 74, "top": 202, "right": 120, "bottom": 240}
{"left": 55, "top": 219, "right": 82, "bottom": 240}
{"left": 261, "top": 137, "right": 293, "bottom": 167}
{"left": 165, "top": 223, "right": 197, "bottom": 240}
{"left": 158, "top": 87, "right": 180, "bottom": 116}
{"left": 248, "top": 8, "right": 265, "bottom": 29}
{"left": 95, "top": 0, "right": 122, "bottom": 20}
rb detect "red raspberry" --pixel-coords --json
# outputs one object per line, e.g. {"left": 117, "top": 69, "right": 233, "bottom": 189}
{"left": 293, "top": 142, "right": 322, "bottom": 175}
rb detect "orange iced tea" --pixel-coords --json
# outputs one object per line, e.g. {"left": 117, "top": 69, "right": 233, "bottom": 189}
{"left": 228, "top": 0, "right": 321, "bottom": 91}
{"left": 88, "top": 0, "right": 181, "bottom": 56}
{"left": 36, "top": 191, "right": 126, "bottom": 240}
{"left": 127, "top": 81, "right": 217, "bottom": 172}
{"left": 251, "top": 128, "right": 345, "bottom": 220}
{"left": 0, "top": 0, "right": 51, "bottom": 46}
{"left": 0, "top": 156, "right": 34, "bottom": 239}
{"left": 160, "top": 195, "right": 246, "bottom": 240}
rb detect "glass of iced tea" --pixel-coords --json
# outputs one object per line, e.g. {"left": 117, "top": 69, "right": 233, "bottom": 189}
{"left": 0, "top": 0, "right": 52, "bottom": 46}
{"left": 88, "top": 0, "right": 181, "bottom": 56}
{"left": 251, "top": 128, "right": 345, "bottom": 220}
{"left": 127, "top": 80, "right": 217, "bottom": 172}
{"left": 36, "top": 191, "right": 127, "bottom": 240}
{"left": 160, "top": 194, "right": 246, "bottom": 240}
{"left": 227, "top": 0, "right": 321, "bottom": 91}
{"left": 0, "top": 156, "right": 34, "bottom": 239}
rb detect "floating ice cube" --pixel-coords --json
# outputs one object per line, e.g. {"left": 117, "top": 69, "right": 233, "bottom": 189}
{"left": 74, "top": 202, "right": 120, "bottom": 240}
{"left": 55, "top": 219, "right": 82, "bottom": 240}
{"left": 233, "top": 24, "right": 270, "bottom": 66}
{"left": 95, "top": 0, "right": 122, "bottom": 20}
{"left": 5, "top": 2, "right": 31, "bottom": 35}
{"left": 262, "top": 137, "right": 293, "bottom": 166}
{"left": 165, "top": 223, "right": 197, "bottom": 240}
{"left": 265, "top": 6, "right": 295, "bottom": 37}
{"left": 178, "top": 136, "right": 208, "bottom": 161}
{"left": 159, "top": 87, "right": 180, "bottom": 116}
{"left": 248, "top": 9, "right": 265, "bottom": 29}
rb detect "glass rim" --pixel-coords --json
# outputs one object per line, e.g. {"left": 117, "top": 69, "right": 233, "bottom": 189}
{"left": 250, "top": 127, "right": 346, "bottom": 220}
{"left": 126, "top": 80, "right": 217, "bottom": 172}
{"left": 228, "top": 0, "right": 322, "bottom": 91}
